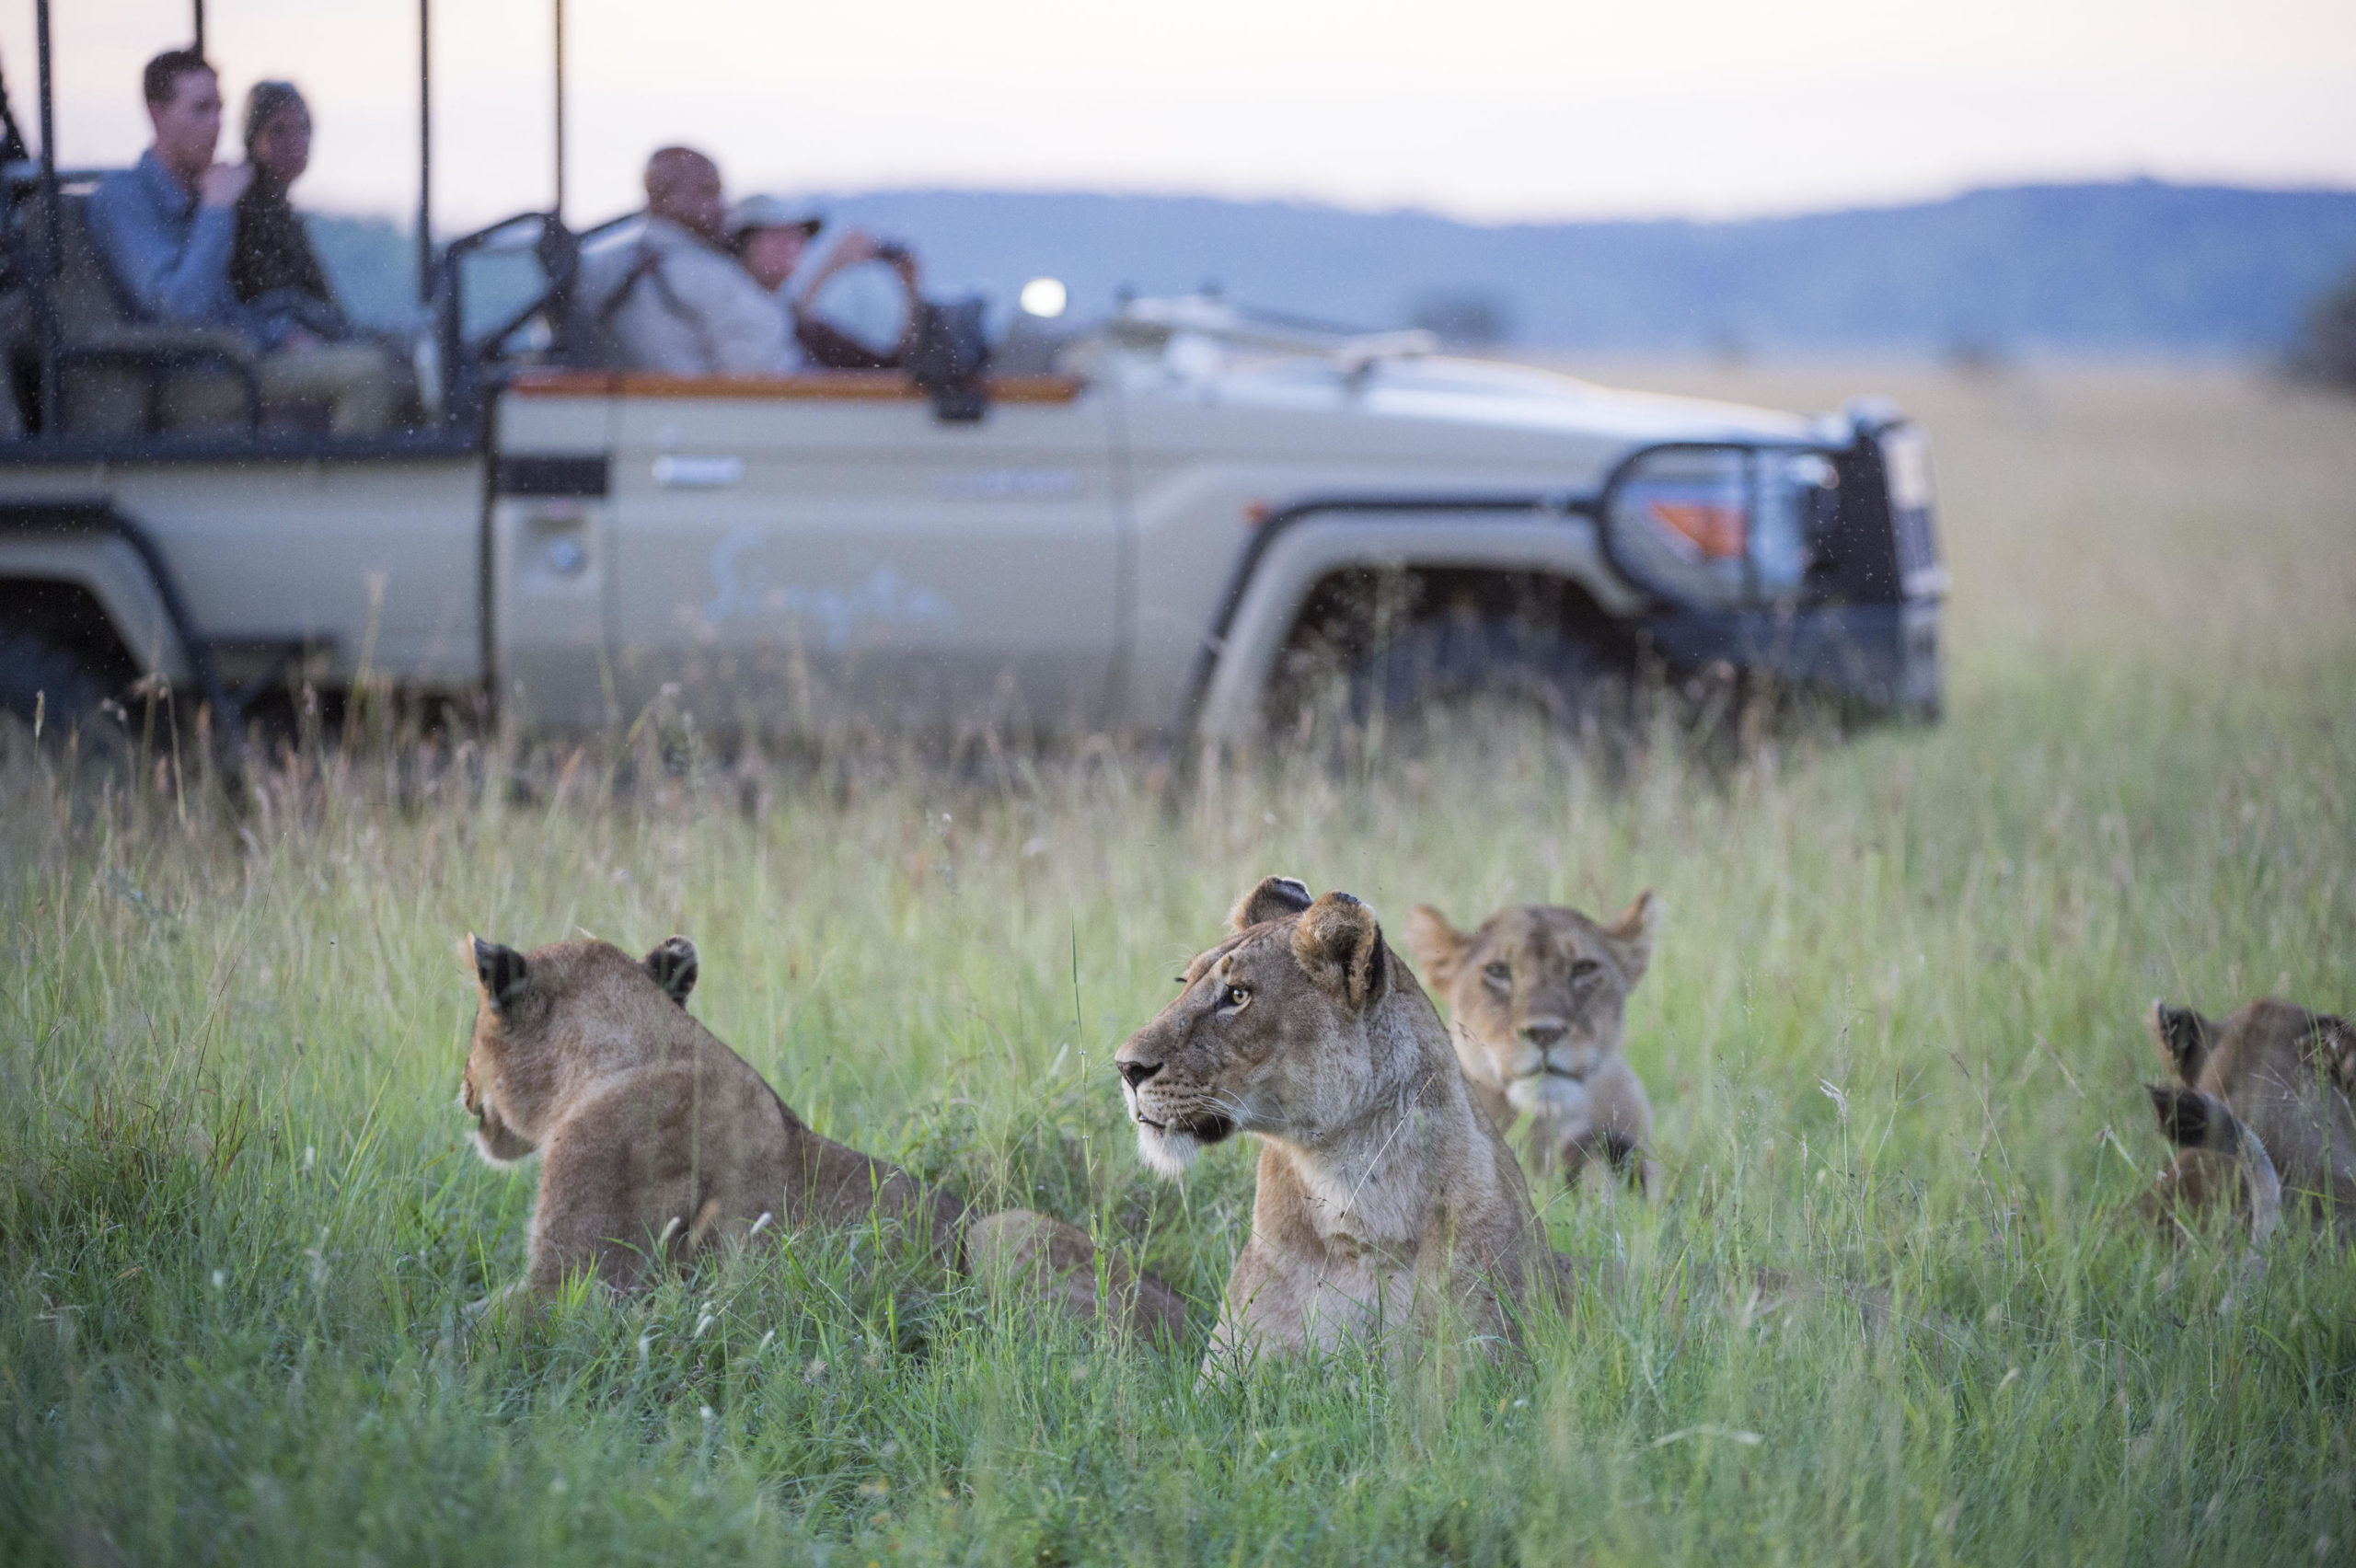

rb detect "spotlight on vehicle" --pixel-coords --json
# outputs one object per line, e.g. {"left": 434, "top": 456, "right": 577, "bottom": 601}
{"left": 1019, "top": 277, "right": 1068, "bottom": 319}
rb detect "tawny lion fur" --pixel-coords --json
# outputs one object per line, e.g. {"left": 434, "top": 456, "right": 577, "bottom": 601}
{"left": 458, "top": 933, "right": 1183, "bottom": 1337}
{"left": 1403, "top": 893, "right": 1658, "bottom": 1193}
{"left": 1114, "top": 878, "right": 1548, "bottom": 1369}
{"left": 2137, "top": 997, "right": 2356, "bottom": 1240}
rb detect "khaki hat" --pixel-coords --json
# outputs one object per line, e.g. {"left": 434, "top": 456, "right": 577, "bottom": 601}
{"left": 724, "top": 194, "right": 824, "bottom": 241}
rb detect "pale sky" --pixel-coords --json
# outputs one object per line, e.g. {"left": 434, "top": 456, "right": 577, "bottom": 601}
{"left": 10, "top": 0, "right": 2354, "bottom": 229}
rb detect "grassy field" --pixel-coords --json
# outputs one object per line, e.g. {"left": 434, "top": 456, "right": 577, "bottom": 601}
{"left": 4, "top": 364, "right": 2353, "bottom": 1566}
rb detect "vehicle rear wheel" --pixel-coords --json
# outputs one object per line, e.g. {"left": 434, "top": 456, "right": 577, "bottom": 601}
{"left": 0, "top": 626, "right": 134, "bottom": 781}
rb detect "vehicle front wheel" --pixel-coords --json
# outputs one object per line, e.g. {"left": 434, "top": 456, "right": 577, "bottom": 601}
{"left": 1269, "top": 605, "right": 1624, "bottom": 754}
{"left": 1349, "top": 610, "right": 1621, "bottom": 732}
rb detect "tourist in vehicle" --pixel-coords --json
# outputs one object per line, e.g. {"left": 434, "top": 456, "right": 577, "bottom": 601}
{"left": 229, "top": 81, "right": 347, "bottom": 340}
{"left": 726, "top": 194, "right": 924, "bottom": 371}
{"left": 87, "top": 49, "right": 395, "bottom": 434}
{"left": 581, "top": 146, "right": 803, "bottom": 375}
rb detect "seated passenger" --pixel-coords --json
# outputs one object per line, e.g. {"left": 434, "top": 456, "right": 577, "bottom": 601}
{"left": 725, "top": 195, "right": 923, "bottom": 371}
{"left": 87, "top": 49, "right": 395, "bottom": 434}
{"left": 230, "top": 81, "right": 348, "bottom": 341}
{"left": 582, "top": 147, "right": 801, "bottom": 376}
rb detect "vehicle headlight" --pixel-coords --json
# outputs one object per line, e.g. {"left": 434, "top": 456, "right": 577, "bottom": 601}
{"left": 1606, "top": 445, "right": 1837, "bottom": 608}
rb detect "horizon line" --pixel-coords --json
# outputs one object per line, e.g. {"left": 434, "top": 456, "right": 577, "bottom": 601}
{"left": 294, "top": 171, "right": 2356, "bottom": 234}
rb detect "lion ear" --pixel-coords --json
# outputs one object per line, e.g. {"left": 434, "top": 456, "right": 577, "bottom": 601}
{"left": 645, "top": 936, "right": 699, "bottom": 1008}
{"left": 2148, "top": 1001, "right": 2213, "bottom": 1083}
{"left": 468, "top": 934, "right": 529, "bottom": 1012}
{"left": 1291, "top": 891, "right": 1389, "bottom": 1012}
{"left": 1601, "top": 890, "right": 1656, "bottom": 986}
{"left": 1402, "top": 905, "right": 1467, "bottom": 990}
{"left": 1228, "top": 875, "right": 1314, "bottom": 934}
{"left": 2315, "top": 1016, "right": 2355, "bottom": 1099}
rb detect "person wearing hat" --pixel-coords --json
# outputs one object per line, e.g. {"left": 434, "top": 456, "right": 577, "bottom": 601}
{"left": 580, "top": 146, "right": 804, "bottom": 375}
{"left": 726, "top": 195, "right": 923, "bottom": 371}
{"left": 722, "top": 193, "right": 823, "bottom": 291}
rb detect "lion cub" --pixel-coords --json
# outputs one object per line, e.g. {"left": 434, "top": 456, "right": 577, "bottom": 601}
{"left": 459, "top": 933, "right": 1184, "bottom": 1337}
{"left": 1114, "top": 878, "right": 1545, "bottom": 1368}
{"left": 1403, "top": 894, "right": 1657, "bottom": 1193}
{"left": 2138, "top": 997, "right": 2356, "bottom": 1242}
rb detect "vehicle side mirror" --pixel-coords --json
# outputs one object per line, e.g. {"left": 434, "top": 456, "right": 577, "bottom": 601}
{"left": 907, "top": 298, "right": 991, "bottom": 422}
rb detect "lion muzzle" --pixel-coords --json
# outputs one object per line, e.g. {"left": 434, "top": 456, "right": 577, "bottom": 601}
{"left": 1118, "top": 1055, "right": 1238, "bottom": 1177}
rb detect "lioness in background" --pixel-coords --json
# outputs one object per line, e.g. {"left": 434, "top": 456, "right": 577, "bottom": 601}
{"left": 1114, "top": 877, "right": 1546, "bottom": 1368}
{"left": 2138, "top": 997, "right": 2356, "bottom": 1241}
{"left": 459, "top": 933, "right": 1184, "bottom": 1337}
{"left": 1404, "top": 894, "right": 1658, "bottom": 1193}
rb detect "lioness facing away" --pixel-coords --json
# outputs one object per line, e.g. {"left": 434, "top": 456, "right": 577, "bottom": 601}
{"left": 2138, "top": 997, "right": 2356, "bottom": 1241}
{"left": 1403, "top": 894, "right": 1657, "bottom": 1193}
{"left": 1114, "top": 878, "right": 1546, "bottom": 1368}
{"left": 459, "top": 933, "right": 1184, "bottom": 1337}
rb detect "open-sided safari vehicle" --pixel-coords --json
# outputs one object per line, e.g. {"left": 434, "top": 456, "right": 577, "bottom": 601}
{"left": 0, "top": 0, "right": 1944, "bottom": 755}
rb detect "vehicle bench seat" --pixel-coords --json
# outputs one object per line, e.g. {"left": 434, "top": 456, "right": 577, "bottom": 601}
{"left": 9, "top": 190, "right": 259, "bottom": 438}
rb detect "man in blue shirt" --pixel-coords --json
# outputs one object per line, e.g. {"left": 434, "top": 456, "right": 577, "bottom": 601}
{"left": 87, "top": 48, "right": 395, "bottom": 434}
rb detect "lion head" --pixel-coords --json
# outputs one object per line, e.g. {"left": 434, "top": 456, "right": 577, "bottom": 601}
{"left": 456, "top": 932, "right": 699, "bottom": 1166}
{"left": 1114, "top": 876, "right": 1412, "bottom": 1178}
{"left": 2136, "top": 995, "right": 2356, "bottom": 1243}
{"left": 1403, "top": 893, "right": 1653, "bottom": 1126}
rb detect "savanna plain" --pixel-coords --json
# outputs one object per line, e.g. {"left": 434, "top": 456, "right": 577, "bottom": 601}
{"left": 3, "top": 363, "right": 2352, "bottom": 1566}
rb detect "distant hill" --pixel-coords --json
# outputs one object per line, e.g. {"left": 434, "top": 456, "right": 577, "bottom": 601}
{"left": 314, "top": 179, "right": 2356, "bottom": 357}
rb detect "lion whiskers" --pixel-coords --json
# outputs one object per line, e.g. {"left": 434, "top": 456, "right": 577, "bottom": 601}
{"left": 1207, "top": 1089, "right": 1253, "bottom": 1127}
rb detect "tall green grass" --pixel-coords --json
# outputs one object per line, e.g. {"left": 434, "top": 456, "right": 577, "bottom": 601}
{"left": 3, "top": 367, "right": 2352, "bottom": 1564}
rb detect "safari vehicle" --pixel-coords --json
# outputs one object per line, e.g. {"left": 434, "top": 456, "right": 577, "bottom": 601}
{"left": 0, "top": 2, "right": 1944, "bottom": 763}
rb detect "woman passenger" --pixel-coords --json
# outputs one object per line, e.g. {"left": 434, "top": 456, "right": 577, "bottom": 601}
{"left": 229, "top": 80, "right": 349, "bottom": 343}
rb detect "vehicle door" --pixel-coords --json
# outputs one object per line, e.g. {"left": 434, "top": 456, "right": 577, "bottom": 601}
{"left": 490, "top": 388, "right": 621, "bottom": 730}
{"left": 600, "top": 376, "right": 1123, "bottom": 735}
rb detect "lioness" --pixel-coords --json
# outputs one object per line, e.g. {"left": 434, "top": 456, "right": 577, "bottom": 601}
{"left": 2138, "top": 997, "right": 2356, "bottom": 1241}
{"left": 1114, "top": 877, "right": 1545, "bottom": 1367}
{"left": 1403, "top": 894, "right": 1657, "bottom": 1193}
{"left": 460, "top": 933, "right": 1184, "bottom": 1337}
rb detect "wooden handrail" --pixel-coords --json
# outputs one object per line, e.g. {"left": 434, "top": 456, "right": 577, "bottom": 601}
{"left": 506, "top": 369, "right": 1082, "bottom": 403}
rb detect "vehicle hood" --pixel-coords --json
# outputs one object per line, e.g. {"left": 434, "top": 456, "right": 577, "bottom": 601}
{"left": 1107, "top": 345, "right": 1822, "bottom": 445}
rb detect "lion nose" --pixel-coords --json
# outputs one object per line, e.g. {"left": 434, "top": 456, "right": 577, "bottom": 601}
{"left": 1519, "top": 1020, "right": 1568, "bottom": 1050}
{"left": 1118, "top": 1058, "right": 1162, "bottom": 1090}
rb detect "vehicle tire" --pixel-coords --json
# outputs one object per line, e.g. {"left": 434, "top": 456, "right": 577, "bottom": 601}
{"left": 1346, "top": 609, "right": 1622, "bottom": 739}
{"left": 0, "top": 626, "right": 134, "bottom": 778}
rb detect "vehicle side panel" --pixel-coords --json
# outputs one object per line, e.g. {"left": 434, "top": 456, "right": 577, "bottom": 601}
{"left": 104, "top": 459, "right": 485, "bottom": 686}
{"left": 599, "top": 388, "right": 1121, "bottom": 732}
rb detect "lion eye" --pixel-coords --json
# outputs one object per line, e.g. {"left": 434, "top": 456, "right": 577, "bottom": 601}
{"left": 1224, "top": 985, "right": 1251, "bottom": 1009}
{"left": 1483, "top": 961, "right": 1512, "bottom": 986}
{"left": 1572, "top": 958, "right": 1603, "bottom": 981}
